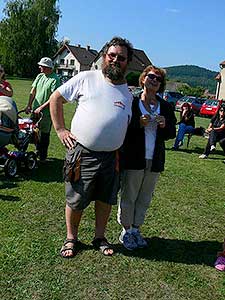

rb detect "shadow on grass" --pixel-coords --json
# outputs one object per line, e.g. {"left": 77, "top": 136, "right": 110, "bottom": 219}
{"left": 32, "top": 158, "right": 64, "bottom": 183}
{"left": 0, "top": 194, "right": 20, "bottom": 201}
{"left": 167, "top": 146, "right": 225, "bottom": 157}
{"left": 113, "top": 237, "right": 221, "bottom": 267}
{"left": 0, "top": 158, "right": 64, "bottom": 183}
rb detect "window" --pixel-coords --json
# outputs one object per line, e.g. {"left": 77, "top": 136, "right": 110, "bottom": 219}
{"left": 70, "top": 59, "right": 75, "bottom": 65}
{"left": 60, "top": 59, "right": 64, "bottom": 65}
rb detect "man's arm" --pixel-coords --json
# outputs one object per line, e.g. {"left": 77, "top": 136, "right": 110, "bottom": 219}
{"left": 49, "top": 90, "right": 76, "bottom": 149}
{"left": 25, "top": 87, "right": 36, "bottom": 113}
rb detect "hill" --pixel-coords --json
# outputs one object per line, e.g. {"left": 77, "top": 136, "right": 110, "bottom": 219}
{"left": 164, "top": 65, "right": 218, "bottom": 93}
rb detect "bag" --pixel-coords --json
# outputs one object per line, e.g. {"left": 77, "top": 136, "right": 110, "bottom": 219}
{"left": 63, "top": 143, "right": 82, "bottom": 182}
{"left": 193, "top": 126, "right": 205, "bottom": 136}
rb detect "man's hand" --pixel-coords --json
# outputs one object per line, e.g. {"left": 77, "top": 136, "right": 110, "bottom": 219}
{"left": 25, "top": 105, "right": 32, "bottom": 114}
{"left": 57, "top": 128, "right": 76, "bottom": 149}
{"left": 34, "top": 106, "right": 42, "bottom": 114}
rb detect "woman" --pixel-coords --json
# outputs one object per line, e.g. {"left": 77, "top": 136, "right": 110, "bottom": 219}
{"left": 199, "top": 104, "right": 225, "bottom": 159}
{"left": 118, "top": 65, "right": 177, "bottom": 250}
{"left": 0, "top": 65, "right": 13, "bottom": 97}
{"left": 172, "top": 102, "right": 195, "bottom": 150}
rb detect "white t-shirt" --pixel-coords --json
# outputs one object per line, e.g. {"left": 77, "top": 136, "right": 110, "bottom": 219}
{"left": 57, "top": 70, "right": 133, "bottom": 151}
{"left": 139, "top": 100, "right": 160, "bottom": 159}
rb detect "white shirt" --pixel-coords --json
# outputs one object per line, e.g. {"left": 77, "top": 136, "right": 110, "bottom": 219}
{"left": 57, "top": 70, "right": 133, "bottom": 151}
{"left": 139, "top": 99, "right": 160, "bottom": 159}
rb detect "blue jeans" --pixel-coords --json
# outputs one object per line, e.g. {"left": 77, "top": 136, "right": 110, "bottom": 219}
{"left": 174, "top": 123, "right": 195, "bottom": 149}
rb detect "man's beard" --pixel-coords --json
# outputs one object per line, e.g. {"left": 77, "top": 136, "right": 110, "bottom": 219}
{"left": 102, "top": 61, "right": 126, "bottom": 81}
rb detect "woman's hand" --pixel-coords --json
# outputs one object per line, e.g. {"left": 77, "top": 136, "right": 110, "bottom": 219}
{"left": 156, "top": 115, "right": 166, "bottom": 128}
{"left": 57, "top": 128, "right": 76, "bottom": 149}
{"left": 140, "top": 114, "right": 150, "bottom": 127}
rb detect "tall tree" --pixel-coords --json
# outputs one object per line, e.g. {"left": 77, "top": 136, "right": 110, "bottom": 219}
{"left": 0, "top": 0, "right": 61, "bottom": 77}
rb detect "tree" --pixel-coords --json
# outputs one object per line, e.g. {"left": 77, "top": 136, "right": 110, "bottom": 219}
{"left": 0, "top": 0, "right": 61, "bottom": 77}
{"left": 177, "top": 85, "right": 205, "bottom": 97}
{"left": 126, "top": 71, "right": 141, "bottom": 86}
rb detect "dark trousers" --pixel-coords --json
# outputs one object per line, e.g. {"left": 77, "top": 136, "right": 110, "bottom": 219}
{"left": 36, "top": 132, "right": 50, "bottom": 160}
{"left": 204, "top": 130, "right": 225, "bottom": 155}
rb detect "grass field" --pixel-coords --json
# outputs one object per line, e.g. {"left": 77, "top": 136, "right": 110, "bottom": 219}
{"left": 1, "top": 79, "right": 225, "bottom": 300}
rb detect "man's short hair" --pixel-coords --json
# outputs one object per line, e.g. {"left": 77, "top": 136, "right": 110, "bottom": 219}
{"left": 101, "top": 36, "right": 133, "bottom": 62}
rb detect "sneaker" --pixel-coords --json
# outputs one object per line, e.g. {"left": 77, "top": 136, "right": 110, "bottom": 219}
{"left": 199, "top": 154, "right": 207, "bottom": 159}
{"left": 178, "top": 141, "right": 183, "bottom": 147}
{"left": 214, "top": 256, "right": 225, "bottom": 271}
{"left": 210, "top": 145, "right": 216, "bottom": 152}
{"left": 119, "top": 230, "right": 138, "bottom": 251}
{"left": 131, "top": 229, "right": 148, "bottom": 248}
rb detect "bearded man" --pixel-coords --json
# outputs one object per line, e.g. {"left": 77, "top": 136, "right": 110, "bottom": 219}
{"left": 49, "top": 37, "right": 133, "bottom": 258}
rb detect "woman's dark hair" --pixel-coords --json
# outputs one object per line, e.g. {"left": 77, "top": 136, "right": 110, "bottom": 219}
{"left": 139, "top": 65, "right": 166, "bottom": 94}
{"left": 101, "top": 36, "right": 133, "bottom": 62}
{"left": 181, "top": 102, "right": 192, "bottom": 111}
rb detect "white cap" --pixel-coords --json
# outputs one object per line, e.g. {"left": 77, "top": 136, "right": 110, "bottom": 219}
{"left": 38, "top": 57, "right": 53, "bottom": 68}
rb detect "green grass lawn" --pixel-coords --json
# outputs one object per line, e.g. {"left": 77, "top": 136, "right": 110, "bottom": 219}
{"left": 1, "top": 79, "right": 225, "bottom": 300}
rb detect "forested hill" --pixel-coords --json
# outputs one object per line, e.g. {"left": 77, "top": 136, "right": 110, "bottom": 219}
{"left": 164, "top": 65, "right": 218, "bottom": 93}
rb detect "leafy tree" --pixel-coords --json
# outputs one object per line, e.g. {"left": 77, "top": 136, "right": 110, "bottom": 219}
{"left": 0, "top": 0, "right": 61, "bottom": 77}
{"left": 177, "top": 84, "right": 205, "bottom": 97}
{"left": 126, "top": 71, "right": 141, "bottom": 86}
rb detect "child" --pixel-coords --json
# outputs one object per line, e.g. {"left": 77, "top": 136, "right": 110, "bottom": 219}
{"left": 214, "top": 239, "right": 225, "bottom": 271}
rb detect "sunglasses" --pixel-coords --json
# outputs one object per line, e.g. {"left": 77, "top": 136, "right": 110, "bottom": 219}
{"left": 0, "top": 70, "right": 4, "bottom": 73}
{"left": 106, "top": 52, "right": 127, "bottom": 62}
{"left": 147, "top": 73, "right": 162, "bottom": 83}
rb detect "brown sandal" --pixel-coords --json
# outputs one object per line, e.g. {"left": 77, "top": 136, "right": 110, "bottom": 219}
{"left": 60, "top": 239, "right": 79, "bottom": 258}
{"left": 92, "top": 237, "right": 114, "bottom": 256}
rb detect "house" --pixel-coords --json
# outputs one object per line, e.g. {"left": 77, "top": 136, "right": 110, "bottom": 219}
{"left": 215, "top": 60, "right": 225, "bottom": 100}
{"left": 53, "top": 43, "right": 152, "bottom": 78}
{"left": 53, "top": 44, "right": 98, "bottom": 77}
{"left": 91, "top": 48, "right": 152, "bottom": 75}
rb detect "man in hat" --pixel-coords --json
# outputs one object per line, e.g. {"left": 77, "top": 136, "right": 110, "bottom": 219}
{"left": 26, "top": 57, "right": 60, "bottom": 162}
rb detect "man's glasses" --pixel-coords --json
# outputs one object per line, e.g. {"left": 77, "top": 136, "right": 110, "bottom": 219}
{"left": 106, "top": 52, "right": 127, "bottom": 62}
{"left": 0, "top": 70, "right": 3, "bottom": 73}
{"left": 147, "top": 73, "right": 162, "bottom": 83}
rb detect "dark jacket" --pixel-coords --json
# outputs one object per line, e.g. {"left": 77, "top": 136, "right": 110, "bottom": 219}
{"left": 179, "top": 110, "right": 195, "bottom": 127}
{"left": 120, "top": 95, "right": 177, "bottom": 172}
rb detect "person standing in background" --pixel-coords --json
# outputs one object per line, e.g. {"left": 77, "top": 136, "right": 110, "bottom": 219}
{"left": 25, "top": 57, "right": 60, "bottom": 162}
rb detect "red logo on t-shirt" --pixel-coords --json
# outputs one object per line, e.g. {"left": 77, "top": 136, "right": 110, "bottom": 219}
{"left": 114, "top": 101, "right": 125, "bottom": 110}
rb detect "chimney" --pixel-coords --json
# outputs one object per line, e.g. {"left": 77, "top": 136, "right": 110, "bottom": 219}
{"left": 77, "top": 44, "right": 81, "bottom": 47}
{"left": 86, "top": 45, "right": 90, "bottom": 51}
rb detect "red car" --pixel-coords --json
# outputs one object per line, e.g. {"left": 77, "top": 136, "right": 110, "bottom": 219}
{"left": 199, "top": 99, "right": 222, "bottom": 117}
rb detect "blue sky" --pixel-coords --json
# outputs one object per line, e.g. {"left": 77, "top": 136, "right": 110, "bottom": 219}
{"left": 1, "top": 0, "right": 224, "bottom": 71}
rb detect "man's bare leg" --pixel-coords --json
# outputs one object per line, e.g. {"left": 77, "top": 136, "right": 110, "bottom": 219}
{"left": 61, "top": 204, "right": 83, "bottom": 257}
{"left": 94, "top": 200, "right": 113, "bottom": 255}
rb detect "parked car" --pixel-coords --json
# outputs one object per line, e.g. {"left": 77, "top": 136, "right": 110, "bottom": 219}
{"left": 129, "top": 86, "right": 143, "bottom": 97}
{"left": 163, "top": 91, "right": 183, "bottom": 109}
{"left": 190, "top": 97, "right": 207, "bottom": 115}
{"left": 175, "top": 96, "right": 206, "bottom": 115}
{"left": 199, "top": 99, "right": 222, "bottom": 117}
{"left": 175, "top": 96, "right": 197, "bottom": 112}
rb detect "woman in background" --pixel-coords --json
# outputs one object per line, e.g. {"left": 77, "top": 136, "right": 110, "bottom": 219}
{"left": 199, "top": 104, "right": 225, "bottom": 159}
{"left": 0, "top": 65, "right": 13, "bottom": 97}
{"left": 172, "top": 102, "right": 195, "bottom": 150}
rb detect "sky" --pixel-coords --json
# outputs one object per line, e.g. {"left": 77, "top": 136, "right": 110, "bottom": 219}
{"left": 0, "top": 0, "right": 224, "bottom": 72}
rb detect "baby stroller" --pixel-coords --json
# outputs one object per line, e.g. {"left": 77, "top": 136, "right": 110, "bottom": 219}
{"left": 0, "top": 96, "right": 42, "bottom": 178}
